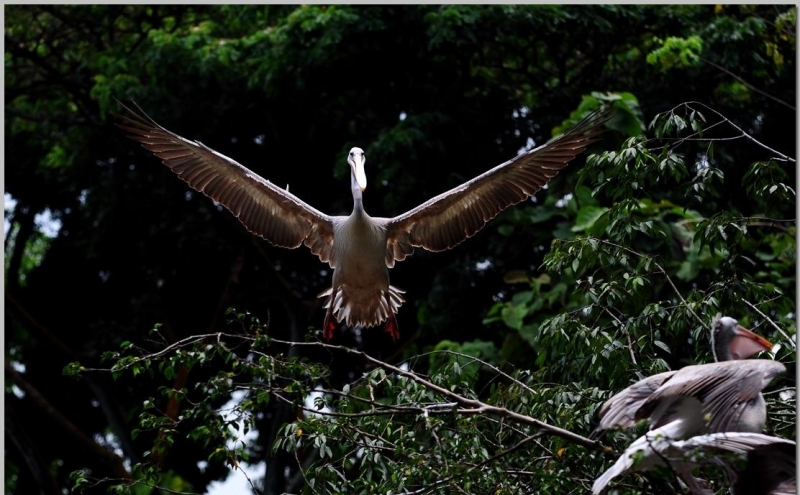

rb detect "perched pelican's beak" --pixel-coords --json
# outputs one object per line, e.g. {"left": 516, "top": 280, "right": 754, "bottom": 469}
{"left": 353, "top": 153, "right": 367, "bottom": 192}
{"left": 729, "top": 325, "right": 773, "bottom": 359}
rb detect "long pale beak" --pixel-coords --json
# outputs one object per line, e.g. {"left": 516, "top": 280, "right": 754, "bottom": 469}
{"left": 729, "top": 325, "right": 774, "bottom": 360}
{"left": 353, "top": 155, "right": 367, "bottom": 192}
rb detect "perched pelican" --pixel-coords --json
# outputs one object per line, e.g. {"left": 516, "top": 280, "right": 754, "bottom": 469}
{"left": 591, "top": 315, "right": 785, "bottom": 494}
{"left": 117, "top": 102, "right": 610, "bottom": 339}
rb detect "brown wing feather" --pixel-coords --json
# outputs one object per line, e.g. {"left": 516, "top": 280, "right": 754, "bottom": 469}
{"left": 635, "top": 360, "right": 785, "bottom": 432}
{"left": 115, "top": 102, "right": 336, "bottom": 263}
{"left": 383, "top": 108, "right": 612, "bottom": 266}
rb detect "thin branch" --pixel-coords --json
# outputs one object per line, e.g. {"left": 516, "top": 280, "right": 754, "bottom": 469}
{"left": 231, "top": 456, "right": 261, "bottom": 495}
{"left": 400, "top": 433, "right": 546, "bottom": 495}
{"left": 474, "top": 432, "right": 545, "bottom": 470}
{"left": 272, "top": 390, "right": 480, "bottom": 422}
{"left": 700, "top": 57, "right": 795, "bottom": 111}
{"left": 80, "top": 333, "right": 220, "bottom": 372}
{"left": 70, "top": 476, "right": 202, "bottom": 495}
{"left": 414, "top": 349, "right": 539, "bottom": 396}
{"left": 294, "top": 450, "right": 320, "bottom": 495}
{"left": 593, "top": 238, "right": 707, "bottom": 329}
{"left": 742, "top": 299, "right": 796, "bottom": 351}
{"left": 763, "top": 387, "right": 796, "bottom": 397}
{"left": 400, "top": 479, "right": 450, "bottom": 495}
{"left": 603, "top": 307, "right": 637, "bottom": 365}
{"left": 679, "top": 101, "right": 796, "bottom": 163}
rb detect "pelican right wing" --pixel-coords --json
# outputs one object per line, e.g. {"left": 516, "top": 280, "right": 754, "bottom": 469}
{"left": 116, "top": 102, "right": 336, "bottom": 264}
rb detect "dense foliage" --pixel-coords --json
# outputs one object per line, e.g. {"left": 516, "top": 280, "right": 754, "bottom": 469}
{"left": 5, "top": 5, "right": 795, "bottom": 495}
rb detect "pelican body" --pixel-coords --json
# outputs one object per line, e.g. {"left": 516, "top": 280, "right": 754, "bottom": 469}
{"left": 592, "top": 315, "right": 785, "bottom": 494}
{"left": 117, "top": 103, "right": 610, "bottom": 339}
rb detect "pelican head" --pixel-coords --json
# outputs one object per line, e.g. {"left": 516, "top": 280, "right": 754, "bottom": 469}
{"left": 711, "top": 314, "right": 773, "bottom": 361}
{"left": 348, "top": 147, "right": 367, "bottom": 192}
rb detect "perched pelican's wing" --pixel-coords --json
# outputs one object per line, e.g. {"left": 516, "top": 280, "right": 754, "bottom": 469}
{"left": 635, "top": 360, "right": 786, "bottom": 433}
{"left": 732, "top": 438, "right": 796, "bottom": 495}
{"left": 592, "top": 418, "right": 692, "bottom": 495}
{"left": 382, "top": 109, "right": 611, "bottom": 267}
{"left": 674, "top": 433, "right": 796, "bottom": 495}
{"left": 672, "top": 431, "right": 795, "bottom": 455}
{"left": 116, "top": 102, "right": 336, "bottom": 264}
{"left": 593, "top": 371, "right": 677, "bottom": 436}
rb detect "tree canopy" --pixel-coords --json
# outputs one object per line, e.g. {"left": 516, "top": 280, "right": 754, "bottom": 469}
{"left": 5, "top": 5, "right": 796, "bottom": 495}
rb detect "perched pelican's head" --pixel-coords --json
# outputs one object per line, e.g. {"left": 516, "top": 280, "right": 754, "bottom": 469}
{"left": 348, "top": 147, "right": 367, "bottom": 192}
{"left": 711, "top": 314, "right": 773, "bottom": 361}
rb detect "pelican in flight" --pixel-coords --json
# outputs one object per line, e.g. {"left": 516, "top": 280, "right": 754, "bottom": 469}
{"left": 591, "top": 315, "right": 785, "bottom": 494}
{"left": 117, "top": 103, "right": 610, "bottom": 340}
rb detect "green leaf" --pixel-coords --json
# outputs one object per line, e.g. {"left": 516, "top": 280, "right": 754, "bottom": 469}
{"left": 571, "top": 205, "right": 610, "bottom": 233}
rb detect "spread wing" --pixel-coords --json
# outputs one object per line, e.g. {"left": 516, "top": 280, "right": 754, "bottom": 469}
{"left": 381, "top": 108, "right": 612, "bottom": 267}
{"left": 734, "top": 438, "right": 797, "bottom": 495}
{"left": 676, "top": 433, "right": 796, "bottom": 495}
{"left": 593, "top": 371, "right": 677, "bottom": 435}
{"left": 116, "top": 102, "right": 336, "bottom": 264}
{"left": 673, "top": 431, "right": 794, "bottom": 455}
{"left": 635, "top": 360, "right": 786, "bottom": 433}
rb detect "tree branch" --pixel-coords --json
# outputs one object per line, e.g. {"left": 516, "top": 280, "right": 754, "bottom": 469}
{"left": 269, "top": 338, "right": 602, "bottom": 451}
{"left": 677, "top": 102, "right": 796, "bottom": 163}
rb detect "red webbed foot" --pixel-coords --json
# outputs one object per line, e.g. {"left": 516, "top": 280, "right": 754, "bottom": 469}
{"left": 323, "top": 309, "right": 337, "bottom": 340}
{"left": 384, "top": 294, "right": 400, "bottom": 341}
{"left": 384, "top": 316, "right": 399, "bottom": 341}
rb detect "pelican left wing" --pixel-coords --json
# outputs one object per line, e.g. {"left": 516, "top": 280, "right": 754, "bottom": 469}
{"left": 382, "top": 108, "right": 611, "bottom": 267}
{"left": 116, "top": 103, "right": 336, "bottom": 264}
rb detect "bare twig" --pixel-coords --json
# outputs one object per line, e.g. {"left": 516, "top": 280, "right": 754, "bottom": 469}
{"left": 229, "top": 451, "right": 261, "bottom": 495}
{"left": 763, "top": 387, "right": 796, "bottom": 397}
{"left": 293, "top": 450, "right": 319, "bottom": 495}
{"left": 678, "top": 101, "right": 796, "bottom": 163}
{"left": 68, "top": 476, "right": 201, "bottom": 495}
{"left": 593, "top": 238, "right": 707, "bottom": 329}
{"left": 400, "top": 479, "right": 449, "bottom": 495}
{"left": 700, "top": 57, "right": 795, "bottom": 111}
{"left": 603, "top": 307, "right": 638, "bottom": 365}
{"left": 412, "top": 349, "right": 539, "bottom": 396}
{"left": 742, "top": 299, "right": 796, "bottom": 351}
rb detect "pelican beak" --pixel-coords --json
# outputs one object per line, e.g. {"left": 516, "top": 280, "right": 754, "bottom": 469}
{"left": 729, "top": 325, "right": 774, "bottom": 359}
{"left": 353, "top": 154, "right": 367, "bottom": 192}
